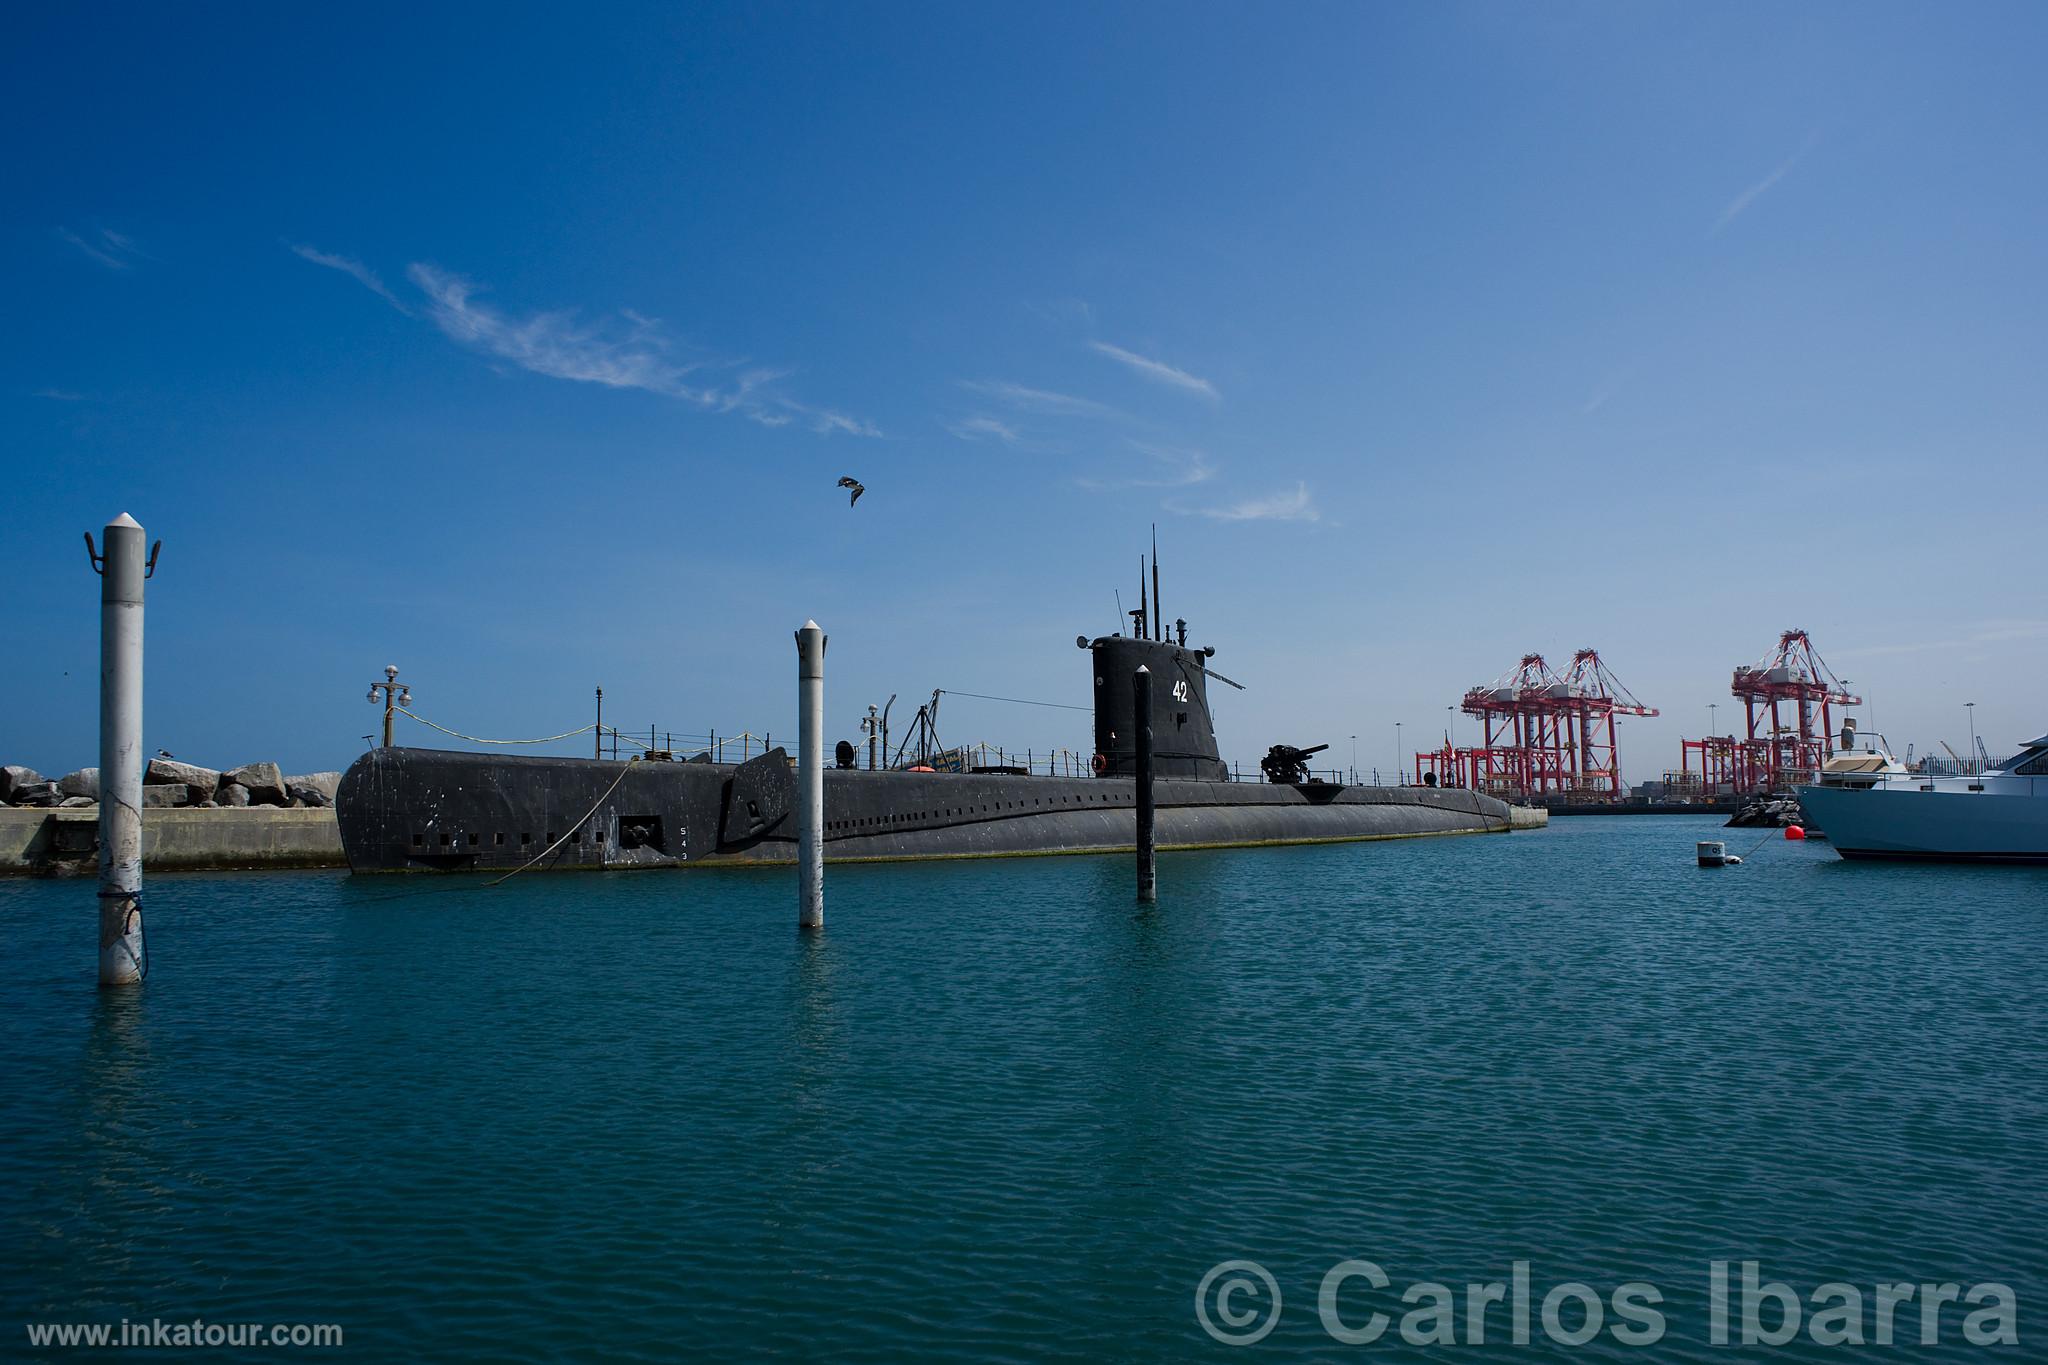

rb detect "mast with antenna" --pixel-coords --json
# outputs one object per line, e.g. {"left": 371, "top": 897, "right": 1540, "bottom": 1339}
{"left": 1151, "top": 525, "right": 1161, "bottom": 640}
{"left": 1136, "top": 555, "right": 1148, "bottom": 639}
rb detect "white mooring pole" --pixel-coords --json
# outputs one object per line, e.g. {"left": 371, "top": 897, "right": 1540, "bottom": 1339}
{"left": 795, "top": 620, "right": 827, "bottom": 929}
{"left": 96, "top": 513, "right": 148, "bottom": 986}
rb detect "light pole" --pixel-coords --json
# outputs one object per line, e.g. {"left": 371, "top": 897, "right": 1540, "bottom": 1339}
{"left": 366, "top": 665, "right": 411, "bottom": 748}
{"left": 1395, "top": 722, "right": 1403, "bottom": 785}
{"left": 1350, "top": 734, "right": 1358, "bottom": 784}
{"left": 1966, "top": 701, "right": 1977, "bottom": 774}
{"left": 1709, "top": 702, "right": 1718, "bottom": 737}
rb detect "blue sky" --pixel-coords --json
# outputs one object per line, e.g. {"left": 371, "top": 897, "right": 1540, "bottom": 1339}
{"left": 6, "top": 2, "right": 2045, "bottom": 781}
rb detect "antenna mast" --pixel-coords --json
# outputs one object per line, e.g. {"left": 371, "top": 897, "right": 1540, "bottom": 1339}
{"left": 1151, "top": 525, "right": 1161, "bottom": 640}
{"left": 1136, "top": 555, "right": 1147, "bottom": 639}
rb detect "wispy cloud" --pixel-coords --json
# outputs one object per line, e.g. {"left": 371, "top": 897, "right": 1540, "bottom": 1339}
{"left": 409, "top": 263, "right": 712, "bottom": 397}
{"left": 948, "top": 415, "right": 1021, "bottom": 444}
{"left": 291, "top": 244, "right": 410, "bottom": 313}
{"left": 808, "top": 408, "right": 882, "bottom": 437}
{"left": 714, "top": 366, "right": 790, "bottom": 411}
{"left": 958, "top": 379, "right": 1119, "bottom": 419}
{"left": 294, "top": 246, "right": 877, "bottom": 435}
{"left": 58, "top": 227, "right": 144, "bottom": 270}
{"left": 31, "top": 388, "right": 86, "bottom": 401}
{"left": 1088, "top": 341, "right": 1218, "bottom": 400}
{"left": 1174, "top": 481, "right": 1319, "bottom": 523}
{"left": 1079, "top": 440, "right": 1215, "bottom": 490}
{"left": 1713, "top": 135, "right": 1818, "bottom": 236}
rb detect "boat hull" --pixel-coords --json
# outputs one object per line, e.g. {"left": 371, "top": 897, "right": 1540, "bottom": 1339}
{"left": 1795, "top": 782, "right": 2048, "bottom": 863}
{"left": 336, "top": 747, "right": 1514, "bottom": 873}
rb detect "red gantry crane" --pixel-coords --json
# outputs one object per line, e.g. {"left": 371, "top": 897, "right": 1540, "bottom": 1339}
{"left": 1420, "top": 649, "right": 1658, "bottom": 803}
{"left": 1560, "top": 648, "right": 1659, "bottom": 798}
{"left": 1678, "top": 629, "right": 1861, "bottom": 797}
{"left": 1729, "top": 629, "right": 1860, "bottom": 792}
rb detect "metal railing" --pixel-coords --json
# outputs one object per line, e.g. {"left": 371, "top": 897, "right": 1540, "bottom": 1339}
{"left": 597, "top": 727, "right": 788, "bottom": 764}
{"left": 612, "top": 731, "right": 1357, "bottom": 784}
{"left": 400, "top": 710, "right": 1375, "bottom": 786}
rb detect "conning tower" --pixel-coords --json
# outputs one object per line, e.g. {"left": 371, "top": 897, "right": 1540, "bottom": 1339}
{"left": 1078, "top": 536, "right": 1229, "bottom": 781}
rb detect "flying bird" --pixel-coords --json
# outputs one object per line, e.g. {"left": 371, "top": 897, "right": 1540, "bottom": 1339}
{"left": 156, "top": 748, "right": 175, "bottom": 759}
{"left": 836, "top": 476, "right": 865, "bottom": 507}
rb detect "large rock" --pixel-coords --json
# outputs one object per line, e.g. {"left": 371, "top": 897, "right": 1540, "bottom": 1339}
{"left": 59, "top": 795, "right": 95, "bottom": 808}
{"left": 57, "top": 767, "right": 100, "bottom": 800}
{"left": 10, "top": 781, "right": 62, "bottom": 807}
{"left": 142, "top": 785, "right": 192, "bottom": 808}
{"left": 214, "top": 782, "right": 251, "bottom": 807}
{"left": 223, "top": 763, "right": 287, "bottom": 806}
{"left": 286, "top": 771, "right": 342, "bottom": 805}
{"left": 1725, "top": 794, "right": 1810, "bottom": 829}
{"left": 147, "top": 758, "right": 220, "bottom": 801}
{"left": 1, "top": 765, "right": 45, "bottom": 803}
{"left": 287, "top": 783, "right": 331, "bottom": 809}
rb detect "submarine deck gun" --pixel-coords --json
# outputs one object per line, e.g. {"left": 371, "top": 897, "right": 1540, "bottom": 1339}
{"left": 1260, "top": 743, "right": 1331, "bottom": 785}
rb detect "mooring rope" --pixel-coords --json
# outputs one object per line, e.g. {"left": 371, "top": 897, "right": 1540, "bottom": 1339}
{"left": 128, "top": 903, "right": 148, "bottom": 981}
{"left": 395, "top": 708, "right": 598, "bottom": 747}
{"left": 486, "top": 761, "right": 638, "bottom": 888}
{"left": 938, "top": 689, "right": 1090, "bottom": 713}
{"left": 96, "top": 890, "right": 148, "bottom": 980}
{"left": 1737, "top": 828, "right": 1780, "bottom": 860}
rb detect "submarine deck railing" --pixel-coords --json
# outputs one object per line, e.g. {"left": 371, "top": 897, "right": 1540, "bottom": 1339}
{"left": 397, "top": 709, "right": 1357, "bottom": 785}
{"left": 605, "top": 728, "right": 1357, "bottom": 784}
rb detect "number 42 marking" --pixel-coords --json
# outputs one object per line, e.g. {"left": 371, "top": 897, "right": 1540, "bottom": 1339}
{"left": 1171, "top": 679, "right": 1190, "bottom": 702}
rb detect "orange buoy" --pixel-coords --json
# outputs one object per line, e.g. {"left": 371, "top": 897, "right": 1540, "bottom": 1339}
{"left": 1784, "top": 824, "right": 1806, "bottom": 841}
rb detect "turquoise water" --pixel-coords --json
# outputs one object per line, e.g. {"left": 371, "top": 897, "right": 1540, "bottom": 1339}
{"left": 3, "top": 817, "right": 2043, "bottom": 1361}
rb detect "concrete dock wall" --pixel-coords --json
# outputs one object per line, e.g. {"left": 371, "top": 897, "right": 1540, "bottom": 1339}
{"left": 1509, "top": 805, "right": 1550, "bottom": 830}
{"left": 1, "top": 808, "right": 344, "bottom": 875}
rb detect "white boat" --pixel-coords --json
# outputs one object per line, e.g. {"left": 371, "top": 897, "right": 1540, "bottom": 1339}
{"left": 1797, "top": 732, "right": 2048, "bottom": 863}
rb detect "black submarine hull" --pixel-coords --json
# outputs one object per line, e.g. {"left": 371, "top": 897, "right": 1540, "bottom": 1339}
{"left": 336, "top": 746, "right": 1511, "bottom": 874}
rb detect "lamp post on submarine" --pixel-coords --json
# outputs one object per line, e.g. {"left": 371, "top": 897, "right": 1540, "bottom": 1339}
{"left": 366, "top": 666, "right": 410, "bottom": 748}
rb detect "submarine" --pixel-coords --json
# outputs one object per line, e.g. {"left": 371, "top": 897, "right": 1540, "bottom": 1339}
{"left": 334, "top": 563, "right": 1513, "bottom": 873}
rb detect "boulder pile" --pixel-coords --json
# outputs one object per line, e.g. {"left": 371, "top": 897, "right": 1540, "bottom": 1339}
{"left": 1724, "top": 793, "right": 1811, "bottom": 829}
{"left": 0, "top": 761, "right": 342, "bottom": 810}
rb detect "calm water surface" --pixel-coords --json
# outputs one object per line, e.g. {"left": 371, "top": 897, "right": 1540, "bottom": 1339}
{"left": 3, "top": 817, "right": 2044, "bottom": 1360}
